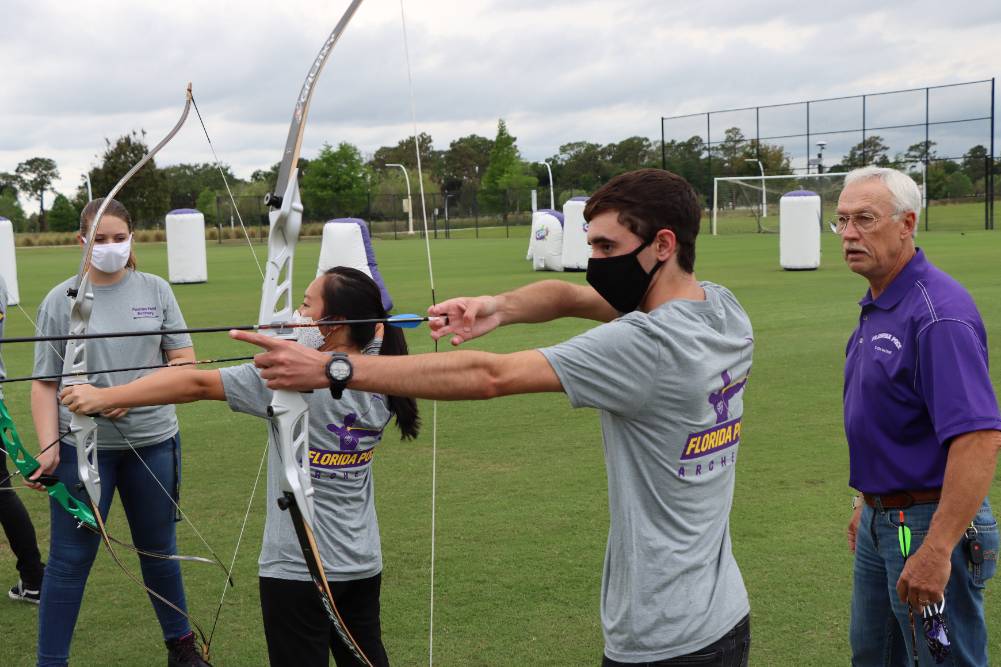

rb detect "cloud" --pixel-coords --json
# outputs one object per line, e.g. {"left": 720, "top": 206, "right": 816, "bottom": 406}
{"left": 2, "top": 0, "right": 998, "bottom": 199}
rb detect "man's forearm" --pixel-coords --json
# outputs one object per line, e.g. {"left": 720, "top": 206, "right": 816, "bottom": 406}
{"left": 925, "top": 430, "right": 1001, "bottom": 554}
{"left": 351, "top": 349, "right": 559, "bottom": 400}
{"left": 495, "top": 280, "right": 616, "bottom": 325}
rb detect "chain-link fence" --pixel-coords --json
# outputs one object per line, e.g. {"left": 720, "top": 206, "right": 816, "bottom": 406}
{"left": 206, "top": 184, "right": 587, "bottom": 242}
{"left": 661, "top": 78, "right": 997, "bottom": 232}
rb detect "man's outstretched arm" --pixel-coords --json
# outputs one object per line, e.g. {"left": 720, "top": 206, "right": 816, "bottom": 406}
{"left": 430, "top": 280, "right": 616, "bottom": 347}
{"left": 231, "top": 330, "right": 563, "bottom": 399}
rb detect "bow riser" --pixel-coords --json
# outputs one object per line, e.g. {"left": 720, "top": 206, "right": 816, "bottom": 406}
{"left": 259, "top": 170, "right": 316, "bottom": 525}
{"left": 259, "top": 173, "right": 303, "bottom": 328}
{"left": 268, "top": 391, "right": 315, "bottom": 525}
{"left": 63, "top": 272, "right": 101, "bottom": 503}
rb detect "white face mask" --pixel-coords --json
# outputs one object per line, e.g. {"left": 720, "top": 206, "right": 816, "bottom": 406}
{"left": 292, "top": 310, "right": 327, "bottom": 350}
{"left": 86, "top": 236, "right": 132, "bottom": 274}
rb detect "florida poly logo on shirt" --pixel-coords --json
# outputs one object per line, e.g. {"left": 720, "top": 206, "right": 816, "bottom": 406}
{"left": 680, "top": 370, "right": 747, "bottom": 463}
{"left": 534, "top": 227, "right": 548, "bottom": 241}
{"left": 131, "top": 305, "right": 160, "bottom": 320}
{"left": 309, "top": 446, "right": 374, "bottom": 471}
{"left": 308, "top": 415, "right": 384, "bottom": 473}
{"left": 870, "top": 332, "right": 902, "bottom": 356}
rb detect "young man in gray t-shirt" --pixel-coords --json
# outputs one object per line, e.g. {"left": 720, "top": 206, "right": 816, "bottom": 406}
{"left": 234, "top": 169, "right": 754, "bottom": 665}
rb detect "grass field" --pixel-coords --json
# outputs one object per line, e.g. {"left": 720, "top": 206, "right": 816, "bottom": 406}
{"left": 1, "top": 229, "right": 999, "bottom": 666}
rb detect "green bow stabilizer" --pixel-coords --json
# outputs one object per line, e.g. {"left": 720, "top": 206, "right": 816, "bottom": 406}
{"left": 0, "top": 398, "right": 97, "bottom": 531}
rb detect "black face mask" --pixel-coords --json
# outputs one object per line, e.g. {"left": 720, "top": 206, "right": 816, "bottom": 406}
{"left": 586, "top": 239, "right": 664, "bottom": 313}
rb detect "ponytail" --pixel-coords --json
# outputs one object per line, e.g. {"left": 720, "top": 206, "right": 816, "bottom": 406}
{"left": 320, "top": 267, "right": 420, "bottom": 440}
{"left": 377, "top": 325, "right": 420, "bottom": 440}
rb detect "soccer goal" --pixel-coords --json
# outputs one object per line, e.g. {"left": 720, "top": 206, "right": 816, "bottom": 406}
{"left": 711, "top": 172, "right": 848, "bottom": 235}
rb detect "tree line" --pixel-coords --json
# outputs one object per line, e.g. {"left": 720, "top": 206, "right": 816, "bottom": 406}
{"left": 1, "top": 121, "right": 995, "bottom": 233}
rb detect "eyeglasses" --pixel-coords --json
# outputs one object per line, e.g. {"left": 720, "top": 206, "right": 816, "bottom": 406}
{"left": 829, "top": 213, "right": 890, "bottom": 234}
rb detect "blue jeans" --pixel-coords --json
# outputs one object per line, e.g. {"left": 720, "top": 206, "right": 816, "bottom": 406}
{"left": 38, "top": 435, "right": 190, "bottom": 667}
{"left": 850, "top": 500, "right": 998, "bottom": 666}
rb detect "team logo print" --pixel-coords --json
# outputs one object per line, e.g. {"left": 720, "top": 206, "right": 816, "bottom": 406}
{"left": 681, "top": 370, "right": 748, "bottom": 462}
{"left": 534, "top": 227, "right": 548, "bottom": 241}
{"left": 326, "top": 413, "right": 383, "bottom": 451}
{"left": 708, "top": 370, "right": 747, "bottom": 424}
{"left": 870, "top": 332, "right": 902, "bottom": 356}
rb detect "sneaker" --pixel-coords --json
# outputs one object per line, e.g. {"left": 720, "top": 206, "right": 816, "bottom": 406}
{"left": 8, "top": 580, "right": 41, "bottom": 604}
{"left": 166, "top": 631, "right": 212, "bottom": 667}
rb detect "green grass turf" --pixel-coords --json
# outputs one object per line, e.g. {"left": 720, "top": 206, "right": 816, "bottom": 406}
{"left": 0, "top": 229, "right": 999, "bottom": 666}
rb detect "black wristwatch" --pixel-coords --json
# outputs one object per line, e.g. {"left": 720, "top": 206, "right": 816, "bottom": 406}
{"left": 325, "top": 353, "right": 353, "bottom": 400}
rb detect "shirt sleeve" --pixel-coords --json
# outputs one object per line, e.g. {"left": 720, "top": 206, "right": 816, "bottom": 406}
{"left": 916, "top": 319, "right": 1001, "bottom": 444}
{"left": 32, "top": 291, "right": 69, "bottom": 379}
{"left": 539, "top": 315, "right": 661, "bottom": 417}
{"left": 219, "top": 363, "right": 272, "bottom": 419}
{"left": 157, "top": 278, "right": 192, "bottom": 350}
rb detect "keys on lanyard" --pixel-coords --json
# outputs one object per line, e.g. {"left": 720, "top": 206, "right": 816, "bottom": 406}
{"left": 965, "top": 523, "right": 984, "bottom": 565}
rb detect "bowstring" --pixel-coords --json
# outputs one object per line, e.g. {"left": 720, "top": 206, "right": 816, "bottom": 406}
{"left": 13, "top": 293, "right": 233, "bottom": 589}
{"left": 397, "top": 3, "right": 439, "bottom": 664}
{"left": 189, "top": 94, "right": 266, "bottom": 282}
{"left": 189, "top": 93, "right": 274, "bottom": 643}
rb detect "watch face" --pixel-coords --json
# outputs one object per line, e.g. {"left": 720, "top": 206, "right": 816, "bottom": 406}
{"left": 328, "top": 358, "right": 351, "bottom": 381}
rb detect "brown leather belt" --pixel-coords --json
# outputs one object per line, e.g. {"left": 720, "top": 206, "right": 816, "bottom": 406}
{"left": 863, "top": 489, "right": 942, "bottom": 509}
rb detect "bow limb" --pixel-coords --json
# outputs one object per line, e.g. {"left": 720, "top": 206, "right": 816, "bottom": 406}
{"left": 0, "top": 398, "right": 97, "bottom": 529}
{"left": 62, "top": 84, "right": 194, "bottom": 509}
{"left": 258, "top": 2, "right": 372, "bottom": 664}
{"left": 51, "top": 86, "right": 219, "bottom": 656}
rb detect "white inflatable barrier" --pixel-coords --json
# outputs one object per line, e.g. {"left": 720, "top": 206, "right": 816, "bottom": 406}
{"left": 779, "top": 190, "right": 821, "bottom": 271}
{"left": 0, "top": 217, "right": 20, "bottom": 305}
{"left": 317, "top": 218, "right": 394, "bottom": 311}
{"left": 527, "top": 208, "right": 563, "bottom": 264}
{"left": 165, "top": 209, "right": 208, "bottom": 284}
{"left": 560, "top": 197, "right": 590, "bottom": 271}
{"left": 530, "top": 210, "right": 565, "bottom": 272}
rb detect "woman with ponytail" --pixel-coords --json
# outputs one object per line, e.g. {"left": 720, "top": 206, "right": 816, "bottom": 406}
{"left": 60, "top": 266, "right": 419, "bottom": 667}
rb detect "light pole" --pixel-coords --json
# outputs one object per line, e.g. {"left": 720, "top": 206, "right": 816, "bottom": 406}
{"left": 816, "top": 140, "right": 827, "bottom": 174}
{"left": 386, "top": 163, "right": 413, "bottom": 234}
{"left": 744, "top": 158, "right": 766, "bottom": 217}
{"left": 542, "top": 160, "right": 555, "bottom": 210}
{"left": 83, "top": 173, "right": 93, "bottom": 202}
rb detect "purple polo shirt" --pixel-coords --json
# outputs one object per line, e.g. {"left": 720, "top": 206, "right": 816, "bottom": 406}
{"left": 844, "top": 248, "right": 1001, "bottom": 494}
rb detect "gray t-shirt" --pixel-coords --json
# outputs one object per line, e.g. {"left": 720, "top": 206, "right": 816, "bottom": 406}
{"left": 0, "top": 275, "right": 7, "bottom": 399}
{"left": 219, "top": 354, "right": 392, "bottom": 582}
{"left": 540, "top": 282, "right": 753, "bottom": 663}
{"left": 33, "top": 271, "right": 192, "bottom": 448}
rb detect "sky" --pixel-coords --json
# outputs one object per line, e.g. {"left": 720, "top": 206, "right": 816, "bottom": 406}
{"left": 2, "top": 0, "right": 999, "bottom": 201}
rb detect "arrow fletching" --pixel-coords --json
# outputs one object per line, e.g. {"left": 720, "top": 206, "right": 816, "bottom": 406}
{"left": 386, "top": 314, "right": 426, "bottom": 329}
{"left": 898, "top": 510, "right": 912, "bottom": 557}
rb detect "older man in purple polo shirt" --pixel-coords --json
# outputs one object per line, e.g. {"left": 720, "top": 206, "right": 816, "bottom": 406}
{"left": 838, "top": 166, "right": 1001, "bottom": 665}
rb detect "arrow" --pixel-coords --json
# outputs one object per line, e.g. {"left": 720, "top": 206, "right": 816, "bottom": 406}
{"left": 0, "top": 314, "right": 444, "bottom": 345}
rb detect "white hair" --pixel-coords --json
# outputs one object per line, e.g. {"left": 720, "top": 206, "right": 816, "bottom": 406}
{"left": 844, "top": 166, "right": 922, "bottom": 233}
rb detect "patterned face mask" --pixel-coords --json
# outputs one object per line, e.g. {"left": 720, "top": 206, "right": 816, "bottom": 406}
{"left": 921, "top": 601, "right": 951, "bottom": 664}
{"left": 292, "top": 310, "right": 327, "bottom": 350}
